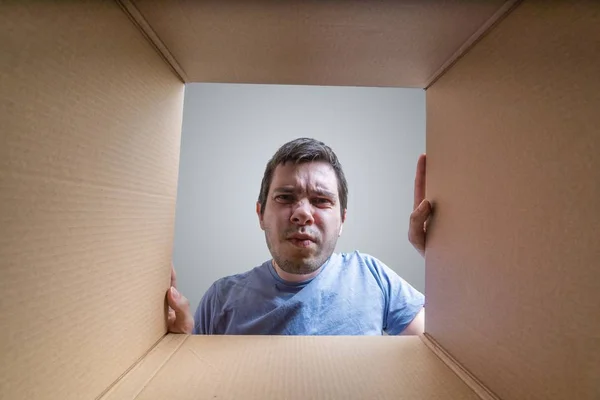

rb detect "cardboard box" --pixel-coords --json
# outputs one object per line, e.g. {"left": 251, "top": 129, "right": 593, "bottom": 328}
{"left": 1, "top": 1, "right": 597, "bottom": 399}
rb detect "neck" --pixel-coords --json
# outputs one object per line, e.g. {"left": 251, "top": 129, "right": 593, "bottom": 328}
{"left": 272, "top": 260, "right": 322, "bottom": 283}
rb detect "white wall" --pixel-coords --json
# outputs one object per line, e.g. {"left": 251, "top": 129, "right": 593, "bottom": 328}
{"left": 173, "top": 83, "right": 425, "bottom": 312}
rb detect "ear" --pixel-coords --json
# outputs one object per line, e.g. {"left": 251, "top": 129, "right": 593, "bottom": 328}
{"left": 339, "top": 208, "right": 347, "bottom": 237}
{"left": 256, "top": 201, "right": 265, "bottom": 230}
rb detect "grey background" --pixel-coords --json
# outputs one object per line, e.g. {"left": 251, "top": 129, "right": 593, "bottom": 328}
{"left": 172, "top": 83, "right": 425, "bottom": 312}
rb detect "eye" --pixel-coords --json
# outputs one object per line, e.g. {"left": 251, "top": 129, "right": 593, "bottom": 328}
{"left": 313, "top": 198, "right": 333, "bottom": 206}
{"left": 275, "top": 194, "right": 293, "bottom": 203}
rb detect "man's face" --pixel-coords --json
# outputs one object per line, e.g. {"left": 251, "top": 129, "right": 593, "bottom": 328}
{"left": 257, "top": 161, "right": 346, "bottom": 275}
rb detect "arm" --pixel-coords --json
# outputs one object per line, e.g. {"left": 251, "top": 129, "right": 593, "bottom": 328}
{"left": 364, "top": 254, "right": 425, "bottom": 336}
{"left": 400, "top": 308, "right": 425, "bottom": 335}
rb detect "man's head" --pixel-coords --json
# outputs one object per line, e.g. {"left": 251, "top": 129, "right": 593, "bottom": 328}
{"left": 256, "top": 138, "right": 348, "bottom": 276}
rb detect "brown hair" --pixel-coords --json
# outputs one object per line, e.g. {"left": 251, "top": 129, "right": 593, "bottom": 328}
{"left": 258, "top": 138, "right": 348, "bottom": 217}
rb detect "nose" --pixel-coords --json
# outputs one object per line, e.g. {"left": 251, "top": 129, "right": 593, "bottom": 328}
{"left": 290, "top": 200, "right": 314, "bottom": 226}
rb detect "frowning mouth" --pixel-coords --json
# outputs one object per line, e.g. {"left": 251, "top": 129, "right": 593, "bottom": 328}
{"left": 287, "top": 238, "right": 314, "bottom": 248}
{"left": 286, "top": 234, "right": 316, "bottom": 248}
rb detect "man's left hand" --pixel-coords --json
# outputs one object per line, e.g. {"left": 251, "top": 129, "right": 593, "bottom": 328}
{"left": 409, "top": 154, "right": 432, "bottom": 257}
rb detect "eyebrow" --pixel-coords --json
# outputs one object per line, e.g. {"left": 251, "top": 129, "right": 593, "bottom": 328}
{"left": 272, "top": 186, "right": 337, "bottom": 199}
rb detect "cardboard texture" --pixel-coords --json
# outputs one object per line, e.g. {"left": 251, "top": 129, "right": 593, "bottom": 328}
{"left": 2, "top": 1, "right": 598, "bottom": 399}
{"left": 106, "top": 336, "right": 480, "bottom": 400}
{"left": 102, "top": 334, "right": 189, "bottom": 399}
{"left": 421, "top": 334, "right": 499, "bottom": 400}
{"left": 426, "top": 2, "right": 600, "bottom": 400}
{"left": 129, "top": 0, "right": 507, "bottom": 87}
{"left": 0, "top": 2, "right": 184, "bottom": 399}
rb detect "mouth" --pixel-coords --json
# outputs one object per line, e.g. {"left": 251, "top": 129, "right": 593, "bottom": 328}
{"left": 286, "top": 234, "right": 316, "bottom": 248}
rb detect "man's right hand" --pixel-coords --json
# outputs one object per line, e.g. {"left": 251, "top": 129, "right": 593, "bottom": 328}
{"left": 167, "top": 264, "right": 194, "bottom": 334}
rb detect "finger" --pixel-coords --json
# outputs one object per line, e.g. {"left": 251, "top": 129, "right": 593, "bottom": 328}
{"left": 410, "top": 199, "right": 432, "bottom": 231}
{"left": 413, "top": 154, "right": 427, "bottom": 210}
{"left": 167, "top": 286, "right": 194, "bottom": 333}
{"left": 409, "top": 199, "right": 432, "bottom": 253}
{"left": 167, "top": 286, "right": 188, "bottom": 314}
{"left": 170, "top": 263, "right": 177, "bottom": 289}
{"left": 167, "top": 308, "right": 176, "bottom": 325}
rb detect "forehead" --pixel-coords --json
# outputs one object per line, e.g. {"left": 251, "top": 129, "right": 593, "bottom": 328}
{"left": 270, "top": 161, "right": 338, "bottom": 194}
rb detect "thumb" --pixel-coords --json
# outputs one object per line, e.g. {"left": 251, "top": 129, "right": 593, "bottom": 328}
{"left": 409, "top": 199, "right": 432, "bottom": 256}
{"left": 167, "top": 286, "right": 193, "bottom": 333}
{"left": 167, "top": 286, "right": 181, "bottom": 306}
{"left": 410, "top": 199, "right": 432, "bottom": 230}
{"left": 168, "top": 286, "right": 188, "bottom": 313}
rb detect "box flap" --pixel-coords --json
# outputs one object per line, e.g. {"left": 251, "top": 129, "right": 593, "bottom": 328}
{"left": 101, "top": 334, "right": 189, "bottom": 399}
{"left": 104, "top": 335, "right": 482, "bottom": 400}
{"left": 0, "top": 2, "right": 183, "bottom": 399}
{"left": 128, "top": 0, "right": 509, "bottom": 87}
{"left": 425, "top": 2, "right": 600, "bottom": 399}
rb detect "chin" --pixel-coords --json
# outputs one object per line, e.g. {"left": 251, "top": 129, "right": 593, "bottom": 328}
{"left": 276, "top": 254, "right": 322, "bottom": 275}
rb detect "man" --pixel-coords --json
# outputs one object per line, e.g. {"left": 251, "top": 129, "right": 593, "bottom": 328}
{"left": 167, "top": 138, "right": 432, "bottom": 335}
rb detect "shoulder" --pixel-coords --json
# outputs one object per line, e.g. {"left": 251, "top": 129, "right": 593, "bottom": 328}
{"left": 335, "top": 250, "right": 407, "bottom": 291}
{"left": 336, "top": 250, "right": 390, "bottom": 275}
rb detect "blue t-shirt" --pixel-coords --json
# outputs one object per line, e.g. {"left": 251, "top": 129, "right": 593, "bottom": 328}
{"left": 193, "top": 251, "right": 425, "bottom": 335}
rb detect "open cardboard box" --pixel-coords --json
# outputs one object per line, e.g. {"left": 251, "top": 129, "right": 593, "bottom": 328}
{"left": 1, "top": 1, "right": 598, "bottom": 399}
